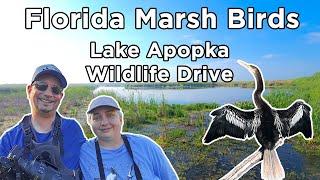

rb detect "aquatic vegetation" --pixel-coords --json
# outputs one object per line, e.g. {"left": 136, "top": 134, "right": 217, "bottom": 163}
{"left": 0, "top": 72, "right": 319, "bottom": 178}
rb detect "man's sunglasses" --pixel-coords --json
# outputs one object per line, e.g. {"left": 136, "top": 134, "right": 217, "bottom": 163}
{"left": 32, "top": 81, "right": 63, "bottom": 95}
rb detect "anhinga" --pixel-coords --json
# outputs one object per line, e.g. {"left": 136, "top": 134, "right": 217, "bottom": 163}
{"left": 202, "top": 60, "right": 313, "bottom": 179}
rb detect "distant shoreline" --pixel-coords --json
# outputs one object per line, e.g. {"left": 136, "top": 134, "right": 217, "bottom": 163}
{"left": 123, "top": 80, "right": 292, "bottom": 89}
{"left": 0, "top": 79, "right": 292, "bottom": 90}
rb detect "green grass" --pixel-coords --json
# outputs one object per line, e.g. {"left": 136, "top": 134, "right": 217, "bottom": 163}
{"left": 230, "top": 73, "right": 320, "bottom": 155}
{"left": 261, "top": 73, "right": 320, "bottom": 155}
{"left": 0, "top": 72, "right": 319, "bottom": 178}
{"left": 167, "top": 129, "right": 187, "bottom": 139}
{"left": 1, "top": 72, "right": 319, "bottom": 152}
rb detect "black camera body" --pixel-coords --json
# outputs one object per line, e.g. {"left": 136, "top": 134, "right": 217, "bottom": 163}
{"left": 0, "top": 146, "right": 79, "bottom": 180}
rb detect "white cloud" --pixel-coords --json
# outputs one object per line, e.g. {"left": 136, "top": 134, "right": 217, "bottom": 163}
{"left": 191, "top": 39, "right": 203, "bottom": 45}
{"left": 306, "top": 32, "right": 320, "bottom": 44}
{"left": 262, "top": 54, "right": 274, "bottom": 59}
{"left": 182, "top": 34, "right": 192, "bottom": 39}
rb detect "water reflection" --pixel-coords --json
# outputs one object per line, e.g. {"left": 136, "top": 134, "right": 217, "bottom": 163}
{"left": 93, "top": 86, "right": 265, "bottom": 104}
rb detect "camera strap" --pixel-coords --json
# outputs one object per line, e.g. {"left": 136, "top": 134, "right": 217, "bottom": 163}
{"left": 95, "top": 135, "right": 142, "bottom": 180}
{"left": 122, "top": 135, "right": 142, "bottom": 180}
{"left": 21, "top": 113, "right": 64, "bottom": 158}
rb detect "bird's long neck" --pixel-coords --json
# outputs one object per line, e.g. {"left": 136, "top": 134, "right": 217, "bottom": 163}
{"left": 252, "top": 67, "right": 266, "bottom": 108}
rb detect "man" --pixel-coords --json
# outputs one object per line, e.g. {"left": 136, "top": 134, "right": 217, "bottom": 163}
{"left": 80, "top": 95, "right": 178, "bottom": 180}
{"left": 0, "top": 64, "right": 86, "bottom": 177}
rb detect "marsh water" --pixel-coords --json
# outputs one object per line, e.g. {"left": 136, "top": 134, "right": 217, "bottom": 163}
{"left": 93, "top": 86, "right": 262, "bottom": 104}
{"left": 94, "top": 86, "right": 319, "bottom": 178}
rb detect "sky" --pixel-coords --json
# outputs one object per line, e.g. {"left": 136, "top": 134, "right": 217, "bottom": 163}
{"left": 1, "top": 0, "right": 320, "bottom": 84}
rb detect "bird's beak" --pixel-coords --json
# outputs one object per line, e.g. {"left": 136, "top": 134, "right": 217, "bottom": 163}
{"left": 237, "top": 60, "right": 256, "bottom": 74}
{"left": 237, "top": 60, "right": 250, "bottom": 68}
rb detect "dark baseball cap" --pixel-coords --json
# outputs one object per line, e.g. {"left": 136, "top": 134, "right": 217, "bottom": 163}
{"left": 87, "top": 95, "right": 121, "bottom": 114}
{"left": 31, "top": 64, "right": 67, "bottom": 88}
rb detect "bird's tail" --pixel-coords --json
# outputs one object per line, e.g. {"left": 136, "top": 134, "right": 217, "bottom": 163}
{"left": 261, "top": 149, "right": 285, "bottom": 180}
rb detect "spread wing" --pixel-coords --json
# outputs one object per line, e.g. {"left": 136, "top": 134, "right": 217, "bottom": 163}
{"left": 277, "top": 100, "right": 313, "bottom": 139}
{"left": 202, "top": 104, "right": 260, "bottom": 144}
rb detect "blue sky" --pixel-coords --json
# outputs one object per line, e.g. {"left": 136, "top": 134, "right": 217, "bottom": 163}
{"left": 1, "top": 0, "right": 319, "bottom": 83}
